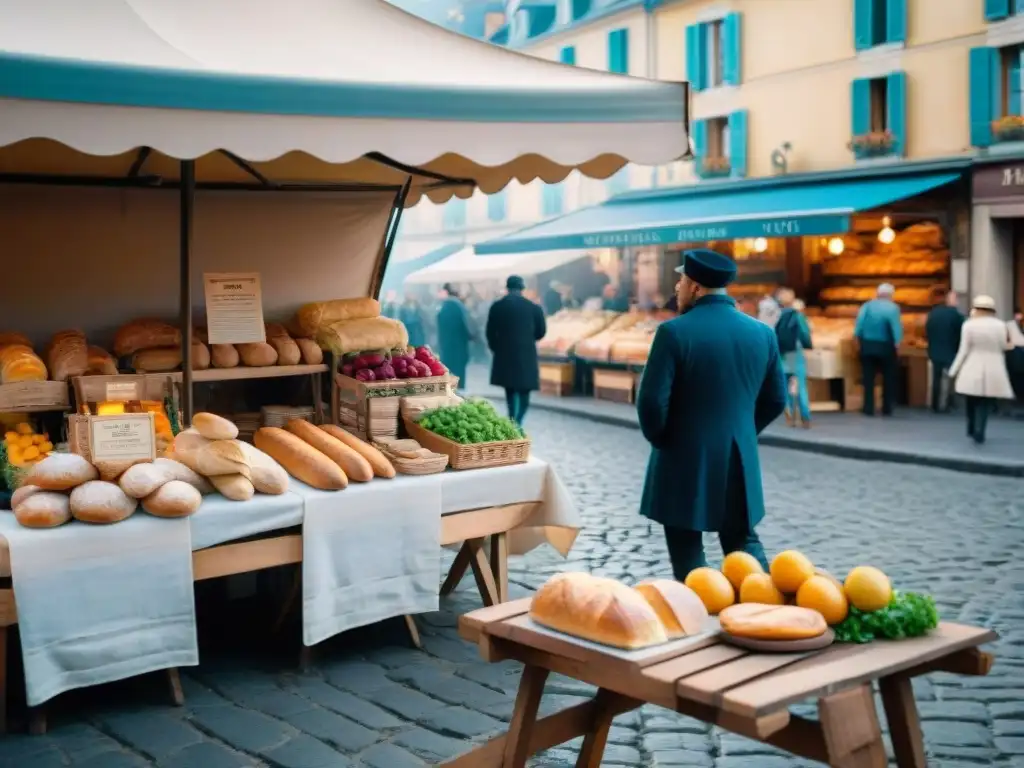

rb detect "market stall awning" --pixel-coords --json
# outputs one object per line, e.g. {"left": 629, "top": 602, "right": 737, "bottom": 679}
{"left": 381, "top": 242, "right": 464, "bottom": 292}
{"left": 404, "top": 247, "right": 588, "bottom": 284}
{"left": 474, "top": 172, "right": 961, "bottom": 254}
{"left": 0, "top": 0, "right": 690, "bottom": 205}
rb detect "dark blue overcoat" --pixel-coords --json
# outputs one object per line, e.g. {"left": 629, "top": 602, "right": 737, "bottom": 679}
{"left": 437, "top": 297, "right": 473, "bottom": 388}
{"left": 636, "top": 294, "right": 786, "bottom": 531}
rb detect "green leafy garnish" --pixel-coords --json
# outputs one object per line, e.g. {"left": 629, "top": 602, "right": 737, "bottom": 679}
{"left": 833, "top": 590, "right": 939, "bottom": 644}
{"left": 418, "top": 399, "right": 524, "bottom": 444}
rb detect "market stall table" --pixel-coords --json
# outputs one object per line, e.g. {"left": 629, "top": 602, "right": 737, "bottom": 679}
{"left": 446, "top": 598, "right": 997, "bottom": 768}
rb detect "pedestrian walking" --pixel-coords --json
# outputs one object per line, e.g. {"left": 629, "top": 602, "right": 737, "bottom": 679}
{"left": 636, "top": 249, "right": 786, "bottom": 580}
{"left": 542, "top": 281, "right": 563, "bottom": 316}
{"left": 397, "top": 294, "right": 427, "bottom": 348}
{"left": 436, "top": 283, "right": 474, "bottom": 391}
{"left": 854, "top": 283, "right": 902, "bottom": 416}
{"left": 775, "top": 290, "right": 813, "bottom": 428}
{"left": 949, "top": 295, "right": 1015, "bottom": 444}
{"left": 486, "top": 275, "right": 546, "bottom": 426}
{"left": 924, "top": 289, "right": 964, "bottom": 413}
{"left": 757, "top": 292, "right": 781, "bottom": 327}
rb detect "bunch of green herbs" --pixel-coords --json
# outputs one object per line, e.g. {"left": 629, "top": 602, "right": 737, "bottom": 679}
{"left": 834, "top": 590, "right": 939, "bottom": 644}
{"left": 418, "top": 399, "right": 524, "bottom": 444}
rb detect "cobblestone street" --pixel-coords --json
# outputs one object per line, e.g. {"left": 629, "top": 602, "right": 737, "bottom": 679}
{"left": 1, "top": 411, "right": 1021, "bottom": 768}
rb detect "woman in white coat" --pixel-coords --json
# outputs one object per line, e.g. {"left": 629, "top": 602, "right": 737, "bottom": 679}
{"left": 948, "top": 295, "right": 1015, "bottom": 444}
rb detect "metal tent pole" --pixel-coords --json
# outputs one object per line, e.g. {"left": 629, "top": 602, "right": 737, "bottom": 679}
{"left": 179, "top": 160, "right": 196, "bottom": 426}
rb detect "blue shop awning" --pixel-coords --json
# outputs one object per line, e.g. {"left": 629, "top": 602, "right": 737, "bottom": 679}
{"left": 475, "top": 172, "right": 961, "bottom": 254}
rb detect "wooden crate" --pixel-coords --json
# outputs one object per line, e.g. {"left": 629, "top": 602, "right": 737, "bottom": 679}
{"left": 403, "top": 417, "right": 529, "bottom": 470}
{"left": 804, "top": 349, "right": 845, "bottom": 380}
{"left": 540, "top": 361, "right": 574, "bottom": 385}
{"left": 335, "top": 372, "right": 454, "bottom": 440}
{"left": 0, "top": 381, "right": 69, "bottom": 413}
{"left": 593, "top": 369, "right": 635, "bottom": 405}
{"left": 72, "top": 374, "right": 173, "bottom": 408}
{"left": 540, "top": 379, "right": 573, "bottom": 397}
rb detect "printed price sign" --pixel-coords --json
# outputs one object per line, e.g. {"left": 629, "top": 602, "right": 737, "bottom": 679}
{"left": 89, "top": 413, "right": 156, "bottom": 463}
{"left": 204, "top": 272, "right": 266, "bottom": 345}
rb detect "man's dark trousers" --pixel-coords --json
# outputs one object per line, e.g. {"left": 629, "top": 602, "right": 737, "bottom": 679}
{"left": 860, "top": 340, "right": 898, "bottom": 416}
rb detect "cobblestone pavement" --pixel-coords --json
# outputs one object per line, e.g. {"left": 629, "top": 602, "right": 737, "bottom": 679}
{"left": 2, "top": 412, "right": 1022, "bottom": 768}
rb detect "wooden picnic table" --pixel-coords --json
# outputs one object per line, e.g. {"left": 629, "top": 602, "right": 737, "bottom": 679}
{"left": 445, "top": 597, "right": 998, "bottom": 768}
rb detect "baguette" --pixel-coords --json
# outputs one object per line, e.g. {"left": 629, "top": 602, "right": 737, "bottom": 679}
{"left": 236, "top": 342, "right": 278, "bottom": 367}
{"left": 295, "top": 338, "right": 323, "bottom": 365}
{"left": 209, "top": 473, "right": 255, "bottom": 501}
{"left": 319, "top": 424, "right": 395, "bottom": 479}
{"left": 235, "top": 441, "right": 289, "bottom": 494}
{"left": 170, "top": 429, "right": 251, "bottom": 479}
{"left": 253, "top": 427, "right": 348, "bottom": 490}
{"left": 286, "top": 419, "right": 373, "bottom": 482}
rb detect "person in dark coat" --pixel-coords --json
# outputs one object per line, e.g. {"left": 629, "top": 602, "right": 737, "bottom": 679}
{"left": 486, "top": 275, "right": 547, "bottom": 426}
{"left": 398, "top": 294, "right": 427, "bottom": 348}
{"left": 636, "top": 249, "right": 787, "bottom": 580}
{"left": 924, "top": 289, "right": 965, "bottom": 413}
{"left": 436, "top": 284, "right": 474, "bottom": 391}
{"left": 601, "top": 284, "right": 629, "bottom": 312}
{"left": 542, "top": 281, "right": 563, "bottom": 316}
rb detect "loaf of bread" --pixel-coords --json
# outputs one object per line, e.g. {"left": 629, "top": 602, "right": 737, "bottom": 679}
{"left": 152, "top": 457, "right": 214, "bottom": 494}
{"left": 0, "top": 344, "right": 47, "bottom": 384}
{"left": 94, "top": 458, "right": 147, "bottom": 483}
{"left": 24, "top": 453, "right": 98, "bottom": 491}
{"left": 293, "top": 298, "right": 381, "bottom": 337}
{"left": 141, "top": 480, "right": 203, "bottom": 518}
{"left": 0, "top": 332, "right": 32, "bottom": 349}
{"left": 719, "top": 603, "right": 828, "bottom": 641}
{"left": 530, "top": 572, "right": 668, "bottom": 650}
{"left": 253, "top": 427, "right": 347, "bottom": 490}
{"left": 15, "top": 491, "right": 72, "bottom": 528}
{"left": 235, "top": 441, "right": 289, "bottom": 494}
{"left": 210, "top": 344, "right": 240, "bottom": 368}
{"left": 11, "top": 484, "right": 42, "bottom": 508}
{"left": 132, "top": 346, "right": 182, "bottom": 372}
{"left": 320, "top": 424, "right": 395, "bottom": 479}
{"left": 634, "top": 580, "right": 709, "bottom": 639}
{"left": 236, "top": 342, "right": 278, "bottom": 367}
{"left": 315, "top": 317, "right": 408, "bottom": 356}
{"left": 193, "top": 412, "right": 239, "bottom": 441}
{"left": 209, "top": 473, "right": 255, "bottom": 501}
{"left": 70, "top": 480, "right": 138, "bottom": 524}
{"left": 86, "top": 345, "right": 118, "bottom": 375}
{"left": 192, "top": 341, "right": 211, "bottom": 370}
{"left": 119, "top": 461, "right": 173, "bottom": 498}
{"left": 113, "top": 319, "right": 181, "bottom": 357}
{"left": 295, "top": 338, "right": 323, "bottom": 365}
{"left": 170, "top": 429, "right": 251, "bottom": 479}
{"left": 46, "top": 329, "right": 88, "bottom": 381}
{"left": 286, "top": 419, "right": 373, "bottom": 482}
{"left": 265, "top": 324, "right": 302, "bottom": 366}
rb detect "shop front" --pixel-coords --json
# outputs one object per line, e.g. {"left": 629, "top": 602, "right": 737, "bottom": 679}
{"left": 971, "top": 160, "right": 1024, "bottom": 316}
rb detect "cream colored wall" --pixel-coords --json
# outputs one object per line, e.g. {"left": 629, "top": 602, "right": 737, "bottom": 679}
{"left": 526, "top": 9, "right": 648, "bottom": 74}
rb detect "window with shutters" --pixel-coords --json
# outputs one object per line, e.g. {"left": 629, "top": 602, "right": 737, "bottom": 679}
{"left": 869, "top": 78, "right": 888, "bottom": 132}
{"left": 994, "top": 46, "right": 1024, "bottom": 142}
{"left": 686, "top": 14, "right": 741, "bottom": 91}
{"left": 702, "top": 117, "right": 731, "bottom": 177}
{"left": 850, "top": 73, "right": 905, "bottom": 158}
{"left": 487, "top": 190, "right": 506, "bottom": 223}
{"left": 542, "top": 182, "right": 564, "bottom": 217}
{"left": 705, "top": 19, "right": 726, "bottom": 89}
{"left": 693, "top": 111, "right": 747, "bottom": 179}
{"left": 853, "top": 0, "right": 906, "bottom": 50}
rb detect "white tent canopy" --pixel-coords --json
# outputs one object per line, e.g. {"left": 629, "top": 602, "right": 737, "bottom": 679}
{"left": 0, "top": 0, "right": 690, "bottom": 204}
{"left": 404, "top": 247, "right": 589, "bottom": 285}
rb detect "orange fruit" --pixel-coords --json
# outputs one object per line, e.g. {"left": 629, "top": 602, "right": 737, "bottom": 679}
{"left": 684, "top": 567, "right": 736, "bottom": 615}
{"left": 796, "top": 575, "right": 849, "bottom": 625}
{"left": 739, "top": 573, "right": 785, "bottom": 605}
{"left": 844, "top": 566, "right": 892, "bottom": 612}
{"left": 770, "top": 550, "right": 815, "bottom": 594}
{"left": 721, "top": 552, "right": 765, "bottom": 592}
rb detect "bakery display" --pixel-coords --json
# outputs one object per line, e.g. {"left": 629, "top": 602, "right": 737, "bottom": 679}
{"left": 537, "top": 309, "right": 620, "bottom": 357}
{"left": 372, "top": 436, "right": 448, "bottom": 475}
{"left": 292, "top": 298, "right": 382, "bottom": 338}
{"left": 141, "top": 480, "right": 203, "bottom": 518}
{"left": 320, "top": 424, "right": 396, "bottom": 478}
{"left": 24, "top": 452, "right": 98, "bottom": 491}
{"left": 253, "top": 426, "right": 349, "bottom": 490}
{"left": 69, "top": 481, "right": 138, "bottom": 524}
{"left": 193, "top": 412, "right": 239, "bottom": 441}
{"left": 113, "top": 319, "right": 182, "bottom": 358}
{"left": 575, "top": 311, "right": 673, "bottom": 364}
{"left": 14, "top": 491, "right": 72, "bottom": 529}
{"left": 46, "top": 329, "right": 88, "bottom": 382}
{"left": 0, "top": 344, "right": 47, "bottom": 384}
{"left": 634, "top": 580, "right": 709, "bottom": 639}
{"left": 286, "top": 419, "right": 374, "bottom": 482}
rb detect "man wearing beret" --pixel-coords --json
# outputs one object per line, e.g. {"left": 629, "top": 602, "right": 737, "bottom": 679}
{"left": 636, "top": 249, "right": 787, "bottom": 579}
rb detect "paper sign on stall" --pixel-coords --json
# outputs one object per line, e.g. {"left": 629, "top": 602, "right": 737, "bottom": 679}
{"left": 89, "top": 414, "right": 156, "bottom": 463}
{"left": 204, "top": 273, "right": 266, "bottom": 345}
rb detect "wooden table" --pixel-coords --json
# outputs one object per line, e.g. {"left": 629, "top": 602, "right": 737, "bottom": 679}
{"left": 446, "top": 598, "right": 998, "bottom": 768}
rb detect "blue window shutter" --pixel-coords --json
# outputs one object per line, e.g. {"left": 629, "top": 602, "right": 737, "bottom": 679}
{"left": 986, "top": 0, "right": 1010, "bottom": 21}
{"left": 686, "top": 24, "right": 704, "bottom": 91}
{"left": 853, "top": 0, "right": 875, "bottom": 50}
{"left": 608, "top": 29, "right": 628, "bottom": 74}
{"left": 886, "top": 71, "right": 907, "bottom": 156}
{"left": 693, "top": 119, "right": 708, "bottom": 177}
{"left": 851, "top": 78, "right": 871, "bottom": 137}
{"left": 559, "top": 45, "right": 576, "bottom": 65}
{"left": 729, "top": 110, "right": 748, "bottom": 177}
{"left": 722, "top": 13, "right": 742, "bottom": 86}
{"left": 487, "top": 190, "right": 506, "bottom": 222}
{"left": 886, "top": 0, "right": 906, "bottom": 44}
{"left": 1011, "top": 51, "right": 1022, "bottom": 115}
{"left": 970, "top": 47, "right": 996, "bottom": 147}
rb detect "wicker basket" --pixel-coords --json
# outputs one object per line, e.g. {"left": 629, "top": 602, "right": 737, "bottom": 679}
{"left": 403, "top": 416, "right": 529, "bottom": 471}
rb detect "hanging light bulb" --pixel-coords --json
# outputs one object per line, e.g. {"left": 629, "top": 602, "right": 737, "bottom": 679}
{"left": 753, "top": 237, "right": 769, "bottom": 253}
{"left": 878, "top": 216, "right": 896, "bottom": 245}
{"left": 827, "top": 237, "right": 845, "bottom": 256}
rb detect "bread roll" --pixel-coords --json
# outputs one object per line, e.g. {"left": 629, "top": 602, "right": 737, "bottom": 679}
{"left": 286, "top": 420, "right": 373, "bottom": 482}
{"left": 46, "top": 329, "right": 88, "bottom": 381}
{"left": 95, "top": 459, "right": 147, "bottom": 483}
{"left": 265, "top": 324, "right": 301, "bottom": 366}
{"left": 293, "top": 298, "right": 381, "bottom": 337}
{"left": 205, "top": 341, "right": 238, "bottom": 368}
{"left": 530, "top": 572, "right": 668, "bottom": 650}
{"left": 15, "top": 492, "right": 72, "bottom": 528}
{"left": 253, "top": 427, "right": 347, "bottom": 490}
{"left": 133, "top": 346, "right": 182, "bottom": 372}
{"left": 70, "top": 480, "right": 138, "bottom": 524}
{"left": 235, "top": 441, "right": 289, "bottom": 494}
{"left": 86, "top": 345, "right": 118, "bottom": 375}
{"left": 120, "top": 462, "right": 173, "bottom": 499}
{"left": 719, "top": 603, "right": 827, "bottom": 641}
{"left": 170, "top": 429, "right": 250, "bottom": 478}
{"left": 236, "top": 343, "right": 278, "bottom": 367}
{"left": 0, "top": 344, "right": 47, "bottom": 384}
{"left": 142, "top": 480, "right": 203, "bottom": 518}
{"left": 209, "top": 473, "right": 255, "bottom": 501}
{"left": 193, "top": 412, "right": 239, "bottom": 441}
{"left": 11, "top": 484, "right": 42, "bottom": 508}
{"left": 295, "top": 338, "right": 323, "bottom": 366}
{"left": 319, "top": 424, "right": 395, "bottom": 479}
{"left": 152, "top": 457, "right": 214, "bottom": 494}
{"left": 315, "top": 317, "right": 408, "bottom": 356}
{"left": 192, "top": 341, "right": 211, "bottom": 371}
{"left": 25, "top": 453, "right": 98, "bottom": 491}
{"left": 0, "top": 332, "right": 32, "bottom": 349}
{"left": 634, "top": 580, "right": 709, "bottom": 639}
{"left": 113, "top": 319, "right": 181, "bottom": 357}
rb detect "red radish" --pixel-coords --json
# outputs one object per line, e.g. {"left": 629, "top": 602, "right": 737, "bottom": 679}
{"left": 362, "top": 353, "right": 385, "bottom": 368}
{"left": 376, "top": 362, "right": 396, "bottom": 380}
{"left": 341, "top": 363, "right": 355, "bottom": 376}
{"left": 428, "top": 362, "right": 447, "bottom": 377}
{"left": 355, "top": 368, "right": 376, "bottom": 382}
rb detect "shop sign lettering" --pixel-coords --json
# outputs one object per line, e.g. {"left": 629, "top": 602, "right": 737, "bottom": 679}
{"left": 761, "top": 219, "right": 801, "bottom": 236}
{"left": 1003, "top": 167, "right": 1024, "bottom": 187}
{"left": 675, "top": 225, "right": 728, "bottom": 241}
{"left": 973, "top": 163, "right": 1024, "bottom": 199}
{"left": 582, "top": 231, "right": 664, "bottom": 247}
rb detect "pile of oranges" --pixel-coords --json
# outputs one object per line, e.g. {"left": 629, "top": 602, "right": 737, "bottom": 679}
{"left": 4, "top": 422, "right": 54, "bottom": 468}
{"left": 684, "top": 550, "right": 893, "bottom": 626}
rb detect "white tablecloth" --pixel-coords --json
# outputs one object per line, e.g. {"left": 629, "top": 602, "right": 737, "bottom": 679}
{"left": 190, "top": 491, "right": 304, "bottom": 550}
{"left": 0, "top": 511, "right": 197, "bottom": 707}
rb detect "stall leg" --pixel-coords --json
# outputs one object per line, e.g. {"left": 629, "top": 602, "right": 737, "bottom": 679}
{"left": 28, "top": 707, "right": 46, "bottom": 735}
{"left": 575, "top": 689, "right": 620, "bottom": 768}
{"left": 272, "top": 566, "right": 302, "bottom": 634}
{"left": 503, "top": 665, "right": 550, "bottom": 768}
{"left": 440, "top": 543, "right": 472, "bottom": 596}
{"left": 403, "top": 616, "right": 422, "bottom": 649}
{"left": 490, "top": 533, "right": 509, "bottom": 604}
{"left": 818, "top": 684, "right": 887, "bottom": 768}
{"left": 166, "top": 669, "right": 185, "bottom": 707}
{"left": 467, "top": 538, "right": 500, "bottom": 607}
{"left": 880, "top": 676, "right": 927, "bottom": 768}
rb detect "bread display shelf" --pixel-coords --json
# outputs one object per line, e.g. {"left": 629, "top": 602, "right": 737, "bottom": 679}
{"left": 0, "top": 381, "right": 71, "bottom": 413}
{"left": 142, "top": 363, "right": 329, "bottom": 382}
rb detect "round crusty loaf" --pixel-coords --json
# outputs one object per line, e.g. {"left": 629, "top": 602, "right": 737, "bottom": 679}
{"left": 530, "top": 572, "right": 668, "bottom": 650}
{"left": 209, "top": 473, "right": 255, "bottom": 501}
{"left": 141, "top": 480, "right": 203, "bottom": 518}
{"left": 719, "top": 603, "right": 828, "bottom": 641}
{"left": 14, "top": 492, "right": 72, "bottom": 528}
{"left": 11, "top": 484, "right": 42, "bottom": 508}
{"left": 192, "top": 412, "right": 239, "bottom": 441}
{"left": 151, "top": 457, "right": 214, "bottom": 494}
{"left": 634, "top": 580, "right": 709, "bottom": 639}
{"left": 24, "top": 453, "right": 98, "bottom": 491}
{"left": 70, "top": 481, "right": 138, "bottom": 524}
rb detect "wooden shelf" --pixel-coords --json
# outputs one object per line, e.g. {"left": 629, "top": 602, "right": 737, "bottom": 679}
{"left": 1, "top": 404, "right": 72, "bottom": 414}
{"left": 141, "top": 364, "right": 329, "bottom": 383}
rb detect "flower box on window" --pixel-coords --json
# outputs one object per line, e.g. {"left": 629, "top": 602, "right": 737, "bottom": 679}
{"left": 993, "top": 115, "right": 1024, "bottom": 143}
{"left": 848, "top": 130, "right": 895, "bottom": 158}
{"left": 699, "top": 156, "right": 732, "bottom": 177}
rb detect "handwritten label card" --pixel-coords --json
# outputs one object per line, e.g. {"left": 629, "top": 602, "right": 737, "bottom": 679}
{"left": 89, "top": 414, "right": 156, "bottom": 463}
{"left": 204, "top": 273, "right": 266, "bottom": 345}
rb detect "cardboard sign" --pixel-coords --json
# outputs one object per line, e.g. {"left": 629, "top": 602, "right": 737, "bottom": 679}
{"left": 204, "top": 272, "right": 266, "bottom": 345}
{"left": 88, "top": 413, "right": 156, "bottom": 463}
{"left": 104, "top": 380, "right": 139, "bottom": 402}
